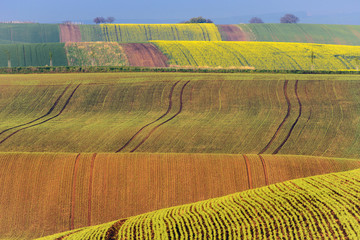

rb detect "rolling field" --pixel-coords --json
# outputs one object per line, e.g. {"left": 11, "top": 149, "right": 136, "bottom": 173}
{"left": 153, "top": 41, "right": 360, "bottom": 70}
{"left": 219, "top": 23, "right": 360, "bottom": 45}
{"left": 0, "top": 23, "right": 60, "bottom": 44}
{"left": 36, "top": 168, "right": 360, "bottom": 239}
{"left": 1, "top": 73, "right": 360, "bottom": 158}
{"left": 0, "top": 152, "right": 359, "bottom": 239}
{"left": 1, "top": 20, "right": 360, "bottom": 240}
{"left": 65, "top": 42, "right": 128, "bottom": 66}
{"left": 100, "top": 23, "right": 222, "bottom": 42}
{"left": 0, "top": 43, "right": 68, "bottom": 67}
{"left": 2, "top": 41, "right": 360, "bottom": 69}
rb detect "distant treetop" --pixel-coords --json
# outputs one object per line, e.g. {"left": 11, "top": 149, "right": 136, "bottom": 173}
{"left": 185, "top": 16, "right": 213, "bottom": 23}
{"left": 280, "top": 14, "right": 299, "bottom": 23}
{"left": 249, "top": 17, "right": 264, "bottom": 24}
{"left": 94, "top": 17, "right": 115, "bottom": 24}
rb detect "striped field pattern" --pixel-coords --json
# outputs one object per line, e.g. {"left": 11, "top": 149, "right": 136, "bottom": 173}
{"left": 36, "top": 168, "right": 360, "bottom": 239}
{"left": 100, "top": 24, "right": 222, "bottom": 42}
{"left": 153, "top": 41, "right": 360, "bottom": 70}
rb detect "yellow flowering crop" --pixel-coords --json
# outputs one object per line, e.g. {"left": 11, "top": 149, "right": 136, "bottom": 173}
{"left": 153, "top": 41, "right": 360, "bottom": 70}
{"left": 100, "top": 23, "right": 221, "bottom": 42}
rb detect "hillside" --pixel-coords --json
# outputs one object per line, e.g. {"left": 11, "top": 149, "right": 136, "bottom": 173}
{"left": 1, "top": 73, "right": 360, "bottom": 157}
{"left": 1, "top": 41, "right": 360, "bottom": 70}
{"left": 0, "top": 152, "right": 359, "bottom": 239}
{"left": 0, "top": 23, "right": 60, "bottom": 44}
{"left": 35, "top": 168, "right": 360, "bottom": 239}
{"left": 2, "top": 23, "right": 360, "bottom": 46}
{"left": 218, "top": 23, "right": 360, "bottom": 45}
{"left": 0, "top": 43, "right": 67, "bottom": 67}
{"left": 153, "top": 41, "right": 360, "bottom": 70}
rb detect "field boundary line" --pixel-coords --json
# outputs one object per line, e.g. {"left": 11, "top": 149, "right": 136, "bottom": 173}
{"left": 258, "top": 155, "right": 269, "bottom": 185}
{"left": 88, "top": 153, "right": 97, "bottom": 226}
{"left": 130, "top": 80, "right": 190, "bottom": 152}
{"left": 243, "top": 154, "right": 253, "bottom": 189}
{"left": 0, "top": 84, "right": 81, "bottom": 145}
{"left": 0, "top": 84, "right": 71, "bottom": 137}
{"left": 70, "top": 153, "right": 81, "bottom": 230}
{"left": 273, "top": 80, "right": 302, "bottom": 154}
{"left": 259, "top": 80, "right": 291, "bottom": 154}
{"left": 115, "top": 81, "right": 180, "bottom": 152}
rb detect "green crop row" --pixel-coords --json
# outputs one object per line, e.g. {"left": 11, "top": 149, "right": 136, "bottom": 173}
{"left": 236, "top": 23, "right": 360, "bottom": 45}
{"left": 36, "top": 168, "right": 360, "bottom": 239}
{"left": 0, "top": 23, "right": 60, "bottom": 44}
{"left": 0, "top": 43, "right": 67, "bottom": 67}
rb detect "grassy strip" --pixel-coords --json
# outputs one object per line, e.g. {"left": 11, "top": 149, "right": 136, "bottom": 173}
{"left": 1, "top": 66, "right": 360, "bottom": 74}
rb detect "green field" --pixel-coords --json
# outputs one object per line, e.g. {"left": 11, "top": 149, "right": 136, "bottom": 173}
{"left": 78, "top": 24, "right": 104, "bottom": 42}
{"left": 228, "top": 23, "right": 360, "bottom": 45}
{"left": 36, "top": 168, "right": 360, "bottom": 240}
{"left": 0, "top": 43, "right": 67, "bottom": 67}
{"left": 0, "top": 73, "right": 360, "bottom": 158}
{"left": 0, "top": 23, "right": 60, "bottom": 44}
{"left": 153, "top": 41, "right": 360, "bottom": 70}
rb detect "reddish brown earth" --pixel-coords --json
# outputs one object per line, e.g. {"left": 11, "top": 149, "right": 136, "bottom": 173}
{"left": 217, "top": 25, "right": 251, "bottom": 41}
{"left": 121, "top": 43, "right": 169, "bottom": 67}
{"left": 1, "top": 153, "right": 359, "bottom": 239}
{"left": 59, "top": 24, "right": 82, "bottom": 42}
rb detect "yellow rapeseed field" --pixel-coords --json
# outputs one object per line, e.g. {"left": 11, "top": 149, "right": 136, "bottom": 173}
{"left": 153, "top": 41, "right": 360, "bottom": 70}
{"left": 100, "top": 24, "right": 222, "bottom": 42}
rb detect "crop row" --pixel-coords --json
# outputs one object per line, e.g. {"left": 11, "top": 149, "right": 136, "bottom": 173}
{"left": 0, "top": 23, "right": 60, "bottom": 44}
{"left": 153, "top": 41, "right": 360, "bottom": 70}
{"left": 100, "top": 23, "right": 222, "bottom": 42}
{"left": 36, "top": 168, "right": 360, "bottom": 239}
{"left": 2, "top": 76, "right": 360, "bottom": 157}
{"left": 1, "top": 152, "right": 359, "bottom": 239}
{"left": 237, "top": 23, "right": 360, "bottom": 46}
{"left": 0, "top": 43, "right": 68, "bottom": 67}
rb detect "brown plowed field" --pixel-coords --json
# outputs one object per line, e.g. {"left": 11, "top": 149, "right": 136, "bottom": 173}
{"left": 217, "top": 25, "right": 251, "bottom": 41}
{"left": 1, "top": 152, "right": 359, "bottom": 239}
{"left": 59, "top": 24, "right": 82, "bottom": 42}
{"left": 121, "top": 43, "right": 169, "bottom": 67}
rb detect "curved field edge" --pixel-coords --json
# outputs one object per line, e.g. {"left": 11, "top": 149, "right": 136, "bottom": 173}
{"left": 0, "top": 152, "right": 359, "bottom": 239}
{"left": 152, "top": 41, "right": 360, "bottom": 70}
{"left": 36, "top": 167, "right": 360, "bottom": 240}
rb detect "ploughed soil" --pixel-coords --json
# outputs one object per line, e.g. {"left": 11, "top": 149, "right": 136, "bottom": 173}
{"left": 218, "top": 25, "right": 251, "bottom": 41}
{"left": 59, "top": 24, "right": 82, "bottom": 42}
{"left": 121, "top": 43, "right": 169, "bottom": 67}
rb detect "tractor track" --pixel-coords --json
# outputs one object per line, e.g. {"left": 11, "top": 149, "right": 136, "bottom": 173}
{"left": 259, "top": 80, "right": 290, "bottom": 154}
{"left": 88, "top": 153, "right": 97, "bottom": 226}
{"left": 0, "top": 84, "right": 71, "bottom": 137}
{"left": 130, "top": 81, "right": 190, "bottom": 152}
{"left": 0, "top": 84, "right": 80, "bottom": 145}
{"left": 273, "top": 80, "right": 302, "bottom": 154}
{"left": 258, "top": 155, "right": 269, "bottom": 185}
{"left": 243, "top": 154, "right": 253, "bottom": 189}
{"left": 116, "top": 81, "right": 180, "bottom": 152}
{"left": 70, "top": 153, "right": 81, "bottom": 230}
